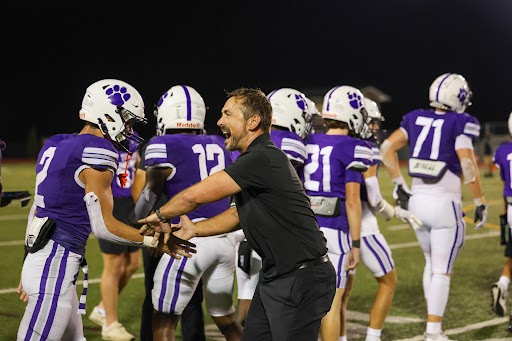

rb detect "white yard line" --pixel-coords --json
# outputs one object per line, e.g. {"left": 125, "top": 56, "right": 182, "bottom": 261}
{"left": 0, "top": 214, "right": 28, "bottom": 221}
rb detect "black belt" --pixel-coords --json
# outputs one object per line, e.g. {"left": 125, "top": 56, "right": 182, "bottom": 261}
{"left": 298, "top": 254, "right": 329, "bottom": 270}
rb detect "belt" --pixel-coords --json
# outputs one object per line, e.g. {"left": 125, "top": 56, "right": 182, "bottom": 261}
{"left": 298, "top": 254, "right": 329, "bottom": 270}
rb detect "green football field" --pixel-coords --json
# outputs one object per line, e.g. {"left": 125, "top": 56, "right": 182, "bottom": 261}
{"left": 1, "top": 162, "right": 512, "bottom": 340}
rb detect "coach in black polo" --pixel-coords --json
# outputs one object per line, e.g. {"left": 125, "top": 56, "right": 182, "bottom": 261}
{"left": 140, "top": 87, "right": 336, "bottom": 341}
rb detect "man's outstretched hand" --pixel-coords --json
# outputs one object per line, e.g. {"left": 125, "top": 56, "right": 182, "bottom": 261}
{"left": 155, "top": 231, "right": 196, "bottom": 260}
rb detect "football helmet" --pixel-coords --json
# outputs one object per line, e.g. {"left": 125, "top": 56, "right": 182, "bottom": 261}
{"left": 155, "top": 85, "right": 206, "bottom": 135}
{"left": 322, "top": 85, "right": 368, "bottom": 136}
{"left": 79, "top": 79, "right": 146, "bottom": 153}
{"left": 363, "top": 98, "right": 385, "bottom": 141}
{"left": 304, "top": 97, "right": 320, "bottom": 136}
{"left": 267, "top": 88, "right": 312, "bottom": 139}
{"left": 429, "top": 73, "right": 472, "bottom": 113}
{"left": 508, "top": 112, "right": 512, "bottom": 136}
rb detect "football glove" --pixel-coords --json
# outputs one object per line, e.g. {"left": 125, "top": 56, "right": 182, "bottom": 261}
{"left": 393, "top": 184, "right": 411, "bottom": 210}
{"left": 394, "top": 206, "right": 422, "bottom": 230}
{"left": 474, "top": 204, "right": 488, "bottom": 230}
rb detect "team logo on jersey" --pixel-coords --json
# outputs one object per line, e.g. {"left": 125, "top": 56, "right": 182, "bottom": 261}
{"left": 347, "top": 91, "right": 363, "bottom": 109}
{"left": 106, "top": 85, "right": 131, "bottom": 106}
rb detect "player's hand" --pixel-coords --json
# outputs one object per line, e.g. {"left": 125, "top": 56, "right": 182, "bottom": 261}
{"left": 474, "top": 204, "right": 488, "bottom": 229}
{"left": 346, "top": 247, "right": 360, "bottom": 271}
{"left": 394, "top": 206, "right": 422, "bottom": 230}
{"left": 156, "top": 231, "right": 196, "bottom": 260}
{"left": 393, "top": 184, "right": 411, "bottom": 210}
{"left": 17, "top": 278, "right": 28, "bottom": 303}
{"left": 138, "top": 213, "right": 172, "bottom": 244}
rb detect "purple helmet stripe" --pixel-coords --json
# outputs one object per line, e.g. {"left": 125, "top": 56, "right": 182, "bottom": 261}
{"left": 267, "top": 89, "right": 278, "bottom": 100}
{"left": 170, "top": 258, "right": 188, "bottom": 313}
{"left": 436, "top": 73, "right": 452, "bottom": 103}
{"left": 181, "top": 85, "right": 192, "bottom": 121}
{"left": 25, "top": 242, "right": 58, "bottom": 341}
{"left": 42, "top": 249, "right": 69, "bottom": 339}
{"left": 159, "top": 257, "right": 175, "bottom": 312}
{"left": 326, "top": 86, "right": 341, "bottom": 111}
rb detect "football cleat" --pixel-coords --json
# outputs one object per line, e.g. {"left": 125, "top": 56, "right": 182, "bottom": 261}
{"left": 424, "top": 332, "right": 456, "bottom": 341}
{"left": 491, "top": 282, "right": 507, "bottom": 316}
{"left": 102, "top": 321, "right": 135, "bottom": 341}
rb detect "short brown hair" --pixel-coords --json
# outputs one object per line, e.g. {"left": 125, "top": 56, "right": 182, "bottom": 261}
{"left": 227, "top": 88, "right": 272, "bottom": 132}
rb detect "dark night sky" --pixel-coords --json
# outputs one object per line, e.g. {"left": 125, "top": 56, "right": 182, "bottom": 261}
{"left": 2, "top": 1, "right": 512, "bottom": 157}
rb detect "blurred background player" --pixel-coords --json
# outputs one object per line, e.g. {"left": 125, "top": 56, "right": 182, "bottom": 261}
{"left": 303, "top": 85, "right": 372, "bottom": 341}
{"left": 134, "top": 85, "right": 242, "bottom": 341}
{"left": 490, "top": 112, "right": 512, "bottom": 332}
{"left": 0, "top": 139, "right": 31, "bottom": 208}
{"left": 380, "top": 73, "right": 487, "bottom": 341}
{"left": 88, "top": 135, "right": 143, "bottom": 341}
{"left": 17, "top": 79, "right": 195, "bottom": 341}
{"left": 341, "top": 98, "right": 421, "bottom": 341}
{"left": 229, "top": 87, "right": 314, "bottom": 326}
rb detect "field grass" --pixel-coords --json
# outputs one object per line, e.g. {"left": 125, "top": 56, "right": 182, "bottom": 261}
{"left": 1, "top": 162, "right": 511, "bottom": 340}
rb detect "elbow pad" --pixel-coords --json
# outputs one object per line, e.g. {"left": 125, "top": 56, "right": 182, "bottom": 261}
{"left": 460, "top": 157, "right": 476, "bottom": 184}
{"left": 134, "top": 188, "right": 158, "bottom": 220}
{"left": 84, "top": 192, "right": 142, "bottom": 246}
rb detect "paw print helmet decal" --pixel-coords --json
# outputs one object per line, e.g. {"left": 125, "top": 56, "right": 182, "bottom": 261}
{"left": 80, "top": 79, "right": 147, "bottom": 152}
{"left": 155, "top": 85, "right": 206, "bottom": 136}
{"left": 267, "top": 88, "right": 313, "bottom": 139}
{"left": 321, "top": 85, "right": 368, "bottom": 136}
{"left": 429, "top": 73, "right": 472, "bottom": 113}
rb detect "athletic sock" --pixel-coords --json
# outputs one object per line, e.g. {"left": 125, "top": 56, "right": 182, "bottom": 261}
{"left": 365, "top": 327, "right": 382, "bottom": 341}
{"left": 426, "top": 321, "right": 442, "bottom": 335}
{"left": 499, "top": 275, "right": 510, "bottom": 292}
{"left": 339, "top": 336, "right": 348, "bottom": 341}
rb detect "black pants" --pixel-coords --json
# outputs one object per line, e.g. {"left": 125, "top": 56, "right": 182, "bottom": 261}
{"left": 242, "top": 261, "right": 336, "bottom": 341}
{"left": 140, "top": 248, "right": 206, "bottom": 341}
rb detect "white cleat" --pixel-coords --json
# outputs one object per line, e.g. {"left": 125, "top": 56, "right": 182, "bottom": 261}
{"left": 424, "top": 332, "right": 457, "bottom": 341}
{"left": 88, "top": 305, "right": 106, "bottom": 327}
{"left": 102, "top": 321, "right": 135, "bottom": 341}
{"left": 491, "top": 282, "right": 507, "bottom": 316}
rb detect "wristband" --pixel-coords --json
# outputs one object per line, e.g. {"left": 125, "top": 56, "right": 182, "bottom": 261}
{"left": 143, "top": 236, "right": 159, "bottom": 248}
{"left": 155, "top": 208, "right": 167, "bottom": 223}
{"left": 352, "top": 239, "right": 361, "bottom": 248}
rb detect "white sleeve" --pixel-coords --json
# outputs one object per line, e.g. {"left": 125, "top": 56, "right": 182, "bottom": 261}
{"left": 455, "top": 134, "right": 474, "bottom": 150}
{"left": 364, "top": 176, "right": 383, "bottom": 208}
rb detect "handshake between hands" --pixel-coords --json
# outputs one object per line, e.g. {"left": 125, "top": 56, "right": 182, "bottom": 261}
{"left": 138, "top": 214, "right": 197, "bottom": 260}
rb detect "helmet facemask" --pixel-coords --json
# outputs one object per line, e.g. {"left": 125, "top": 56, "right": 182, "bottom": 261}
{"left": 99, "top": 107, "right": 147, "bottom": 153}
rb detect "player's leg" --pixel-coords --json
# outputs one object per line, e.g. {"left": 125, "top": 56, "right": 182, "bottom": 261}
{"left": 180, "top": 278, "right": 206, "bottom": 341}
{"left": 320, "top": 228, "right": 351, "bottom": 341}
{"left": 140, "top": 249, "right": 162, "bottom": 341}
{"left": 340, "top": 270, "right": 355, "bottom": 341}
{"left": 235, "top": 245, "right": 262, "bottom": 326}
{"left": 204, "top": 236, "right": 242, "bottom": 340}
{"left": 360, "top": 232, "right": 397, "bottom": 341}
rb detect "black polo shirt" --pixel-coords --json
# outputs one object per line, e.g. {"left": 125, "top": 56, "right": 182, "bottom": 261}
{"left": 224, "top": 133, "right": 328, "bottom": 281}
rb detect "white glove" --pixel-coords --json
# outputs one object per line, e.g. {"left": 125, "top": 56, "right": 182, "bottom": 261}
{"left": 394, "top": 206, "right": 422, "bottom": 230}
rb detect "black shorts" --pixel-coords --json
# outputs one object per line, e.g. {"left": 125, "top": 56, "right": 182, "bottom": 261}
{"left": 98, "top": 197, "right": 141, "bottom": 255}
{"left": 506, "top": 230, "right": 512, "bottom": 258}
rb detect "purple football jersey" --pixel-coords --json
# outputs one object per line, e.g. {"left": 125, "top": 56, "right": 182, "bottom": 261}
{"left": 493, "top": 140, "right": 512, "bottom": 197}
{"left": 304, "top": 134, "right": 373, "bottom": 232}
{"left": 144, "top": 134, "right": 232, "bottom": 223}
{"left": 34, "top": 134, "right": 119, "bottom": 255}
{"left": 401, "top": 109, "right": 480, "bottom": 179}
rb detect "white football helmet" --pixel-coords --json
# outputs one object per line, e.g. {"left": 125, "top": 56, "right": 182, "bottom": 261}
{"left": 363, "top": 98, "right": 386, "bottom": 141}
{"left": 267, "top": 88, "right": 312, "bottom": 139}
{"left": 304, "top": 96, "right": 320, "bottom": 136}
{"left": 429, "top": 73, "right": 472, "bottom": 113}
{"left": 79, "top": 79, "right": 146, "bottom": 152}
{"left": 508, "top": 112, "right": 512, "bottom": 136}
{"left": 322, "top": 85, "right": 368, "bottom": 136}
{"left": 155, "top": 85, "right": 206, "bottom": 135}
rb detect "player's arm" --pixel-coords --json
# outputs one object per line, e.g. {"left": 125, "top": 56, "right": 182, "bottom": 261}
{"left": 134, "top": 166, "right": 171, "bottom": 220}
{"left": 456, "top": 139, "right": 487, "bottom": 228}
{"left": 345, "top": 181, "right": 361, "bottom": 270}
{"left": 131, "top": 153, "right": 145, "bottom": 202}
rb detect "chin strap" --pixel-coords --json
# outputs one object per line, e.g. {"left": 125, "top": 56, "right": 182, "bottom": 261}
{"left": 118, "top": 152, "right": 132, "bottom": 188}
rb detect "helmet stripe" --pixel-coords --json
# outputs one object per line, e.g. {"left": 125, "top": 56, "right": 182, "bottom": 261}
{"left": 181, "top": 85, "right": 192, "bottom": 121}
{"left": 267, "top": 89, "right": 278, "bottom": 100}
{"left": 325, "top": 86, "right": 341, "bottom": 111}
{"left": 436, "top": 73, "right": 452, "bottom": 103}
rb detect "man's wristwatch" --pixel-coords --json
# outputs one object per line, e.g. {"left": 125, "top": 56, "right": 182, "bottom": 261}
{"left": 155, "top": 209, "right": 167, "bottom": 223}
